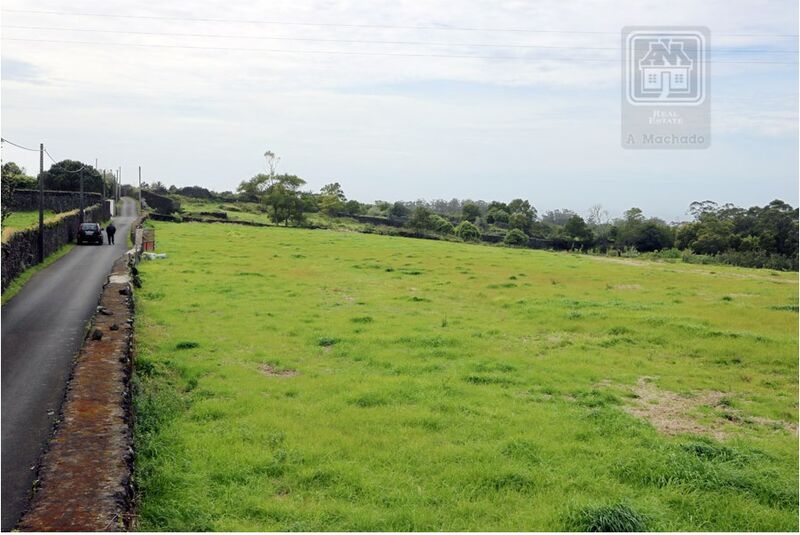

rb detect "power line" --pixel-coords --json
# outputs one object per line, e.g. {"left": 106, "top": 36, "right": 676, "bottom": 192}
{"left": 3, "top": 37, "right": 797, "bottom": 64}
{"left": 3, "top": 24, "right": 796, "bottom": 54}
{"left": 3, "top": 138, "right": 101, "bottom": 174}
{"left": 1, "top": 137, "right": 40, "bottom": 151}
{"left": 44, "top": 148, "right": 91, "bottom": 174}
{"left": 4, "top": 8, "right": 798, "bottom": 38}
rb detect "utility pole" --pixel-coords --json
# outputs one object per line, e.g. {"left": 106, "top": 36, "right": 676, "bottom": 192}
{"left": 138, "top": 166, "right": 142, "bottom": 211}
{"left": 38, "top": 143, "right": 44, "bottom": 263}
{"left": 79, "top": 167, "right": 85, "bottom": 223}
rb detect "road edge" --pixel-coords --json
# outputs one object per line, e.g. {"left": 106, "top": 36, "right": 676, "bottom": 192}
{"left": 17, "top": 214, "right": 146, "bottom": 532}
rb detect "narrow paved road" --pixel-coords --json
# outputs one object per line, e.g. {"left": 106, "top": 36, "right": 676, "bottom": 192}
{"left": 1, "top": 197, "right": 138, "bottom": 531}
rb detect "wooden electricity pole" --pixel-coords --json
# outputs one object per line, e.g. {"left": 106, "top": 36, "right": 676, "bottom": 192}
{"left": 79, "top": 167, "right": 85, "bottom": 223}
{"left": 138, "top": 166, "right": 142, "bottom": 211}
{"left": 38, "top": 143, "right": 44, "bottom": 263}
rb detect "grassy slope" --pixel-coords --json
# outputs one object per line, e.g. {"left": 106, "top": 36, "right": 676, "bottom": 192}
{"left": 1, "top": 210, "right": 56, "bottom": 241}
{"left": 178, "top": 197, "right": 369, "bottom": 231}
{"left": 134, "top": 222, "right": 798, "bottom": 531}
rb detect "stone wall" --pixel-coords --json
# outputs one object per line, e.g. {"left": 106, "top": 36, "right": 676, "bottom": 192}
{"left": 1, "top": 203, "right": 111, "bottom": 291}
{"left": 141, "top": 190, "right": 180, "bottom": 215}
{"left": 8, "top": 189, "right": 103, "bottom": 213}
{"left": 347, "top": 214, "right": 406, "bottom": 227}
{"left": 18, "top": 253, "right": 137, "bottom": 531}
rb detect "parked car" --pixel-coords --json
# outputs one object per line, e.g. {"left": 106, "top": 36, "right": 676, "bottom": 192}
{"left": 77, "top": 222, "right": 103, "bottom": 245}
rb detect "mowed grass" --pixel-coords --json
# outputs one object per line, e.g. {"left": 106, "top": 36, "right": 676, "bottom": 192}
{"left": 134, "top": 222, "right": 798, "bottom": 531}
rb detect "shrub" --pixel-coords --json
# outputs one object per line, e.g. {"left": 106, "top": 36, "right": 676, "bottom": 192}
{"left": 455, "top": 221, "right": 480, "bottom": 241}
{"left": 504, "top": 228, "right": 529, "bottom": 247}
{"left": 430, "top": 214, "right": 455, "bottom": 235}
{"left": 409, "top": 206, "right": 434, "bottom": 230}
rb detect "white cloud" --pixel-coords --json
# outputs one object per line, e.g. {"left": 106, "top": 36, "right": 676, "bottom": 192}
{"left": 1, "top": 0, "right": 797, "bottom": 219}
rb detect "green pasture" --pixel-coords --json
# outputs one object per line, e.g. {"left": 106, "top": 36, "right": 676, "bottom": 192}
{"left": 1, "top": 210, "right": 55, "bottom": 241}
{"left": 134, "top": 222, "right": 798, "bottom": 531}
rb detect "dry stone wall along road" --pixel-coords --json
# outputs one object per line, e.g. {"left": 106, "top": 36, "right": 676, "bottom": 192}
{"left": 1, "top": 197, "right": 138, "bottom": 531}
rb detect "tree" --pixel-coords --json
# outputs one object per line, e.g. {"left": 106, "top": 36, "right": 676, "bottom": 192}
{"left": 623, "top": 207, "right": 645, "bottom": 223}
{"left": 320, "top": 182, "right": 346, "bottom": 201}
{"left": 509, "top": 212, "right": 532, "bottom": 234}
{"left": 409, "top": 206, "right": 434, "bottom": 230}
{"left": 237, "top": 174, "right": 271, "bottom": 202}
{"left": 542, "top": 209, "right": 576, "bottom": 226}
{"left": 487, "top": 201, "right": 508, "bottom": 212}
{"left": 504, "top": 228, "right": 529, "bottom": 247}
{"left": 344, "top": 199, "right": 362, "bottom": 215}
{"left": 430, "top": 214, "right": 454, "bottom": 234}
{"left": 177, "top": 185, "right": 212, "bottom": 198}
{"left": 262, "top": 175, "right": 309, "bottom": 226}
{"left": 587, "top": 204, "right": 609, "bottom": 226}
{"left": 319, "top": 182, "right": 346, "bottom": 215}
{"left": 636, "top": 221, "right": 674, "bottom": 251}
{"left": 389, "top": 201, "right": 410, "bottom": 218}
{"left": 564, "top": 215, "right": 593, "bottom": 248}
{"left": 455, "top": 220, "right": 481, "bottom": 241}
{"left": 487, "top": 208, "right": 509, "bottom": 225}
{"left": 149, "top": 181, "right": 168, "bottom": 194}
{"left": 2, "top": 162, "right": 36, "bottom": 191}
{"left": 675, "top": 222, "right": 699, "bottom": 250}
{"left": 688, "top": 200, "right": 719, "bottom": 220}
{"left": 461, "top": 202, "right": 481, "bottom": 222}
{"left": 42, "top": 160, "right": 107, "bottom": 194}
{"left": 508, "top": 198, "right": 537, "bottom": 221}
{"left": 237, "top": 151, "right": 309, "bottom": 225}
{"left": 486, "top": 201, "right": 508, "bottom": 224}
{"left": 1, "top": 177, "right": 11, "bottom": 223}
{"left": 264, "top": 150, "right": 280, "bottom": 177}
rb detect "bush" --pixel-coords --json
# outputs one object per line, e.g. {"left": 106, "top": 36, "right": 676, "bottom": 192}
{"left": 504, "top": 228, "right": 529, "bottom": 247}
{"left": 455, "top": 221, "right": 480, "bottom": 241}
{"left": 431, "top": 214, "right": 455, "bottom": 235}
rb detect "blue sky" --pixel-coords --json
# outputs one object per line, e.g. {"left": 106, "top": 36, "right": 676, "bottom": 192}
{"left": 1, "top": 0, "right": 797, "bottom": 222}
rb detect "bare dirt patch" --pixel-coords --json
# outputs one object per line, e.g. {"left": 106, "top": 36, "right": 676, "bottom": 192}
{"left": 623, "top": 377, "right": 728, "bottom": 439}
{"left": 260, "top": 364, "right": 298, "bottom": 377}
{"left": 622, "top": 377, "right": 796, "bottom": 439}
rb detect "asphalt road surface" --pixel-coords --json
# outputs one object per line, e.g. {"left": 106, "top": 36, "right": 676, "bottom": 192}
{"left": 1, "top": 197, "right": 138, "bottom": 531}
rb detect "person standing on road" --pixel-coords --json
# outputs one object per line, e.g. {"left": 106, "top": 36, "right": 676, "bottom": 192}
{"left": 106, "top": 222, "right": 116, "bottom": 245}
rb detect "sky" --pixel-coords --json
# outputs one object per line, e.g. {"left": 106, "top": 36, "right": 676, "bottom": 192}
{"left": 1, "top": 0, "right": 798, "bottom": 222}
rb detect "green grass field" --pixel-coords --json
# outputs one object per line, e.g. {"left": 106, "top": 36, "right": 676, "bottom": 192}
{"left": 1, "top": 210, "right": 55, "bottom": 241}
{"left": 178, "top": 197, "right": 372, "bottom": 231}
{"left": 134, "top": 221, "right": 798, "bottom": 531}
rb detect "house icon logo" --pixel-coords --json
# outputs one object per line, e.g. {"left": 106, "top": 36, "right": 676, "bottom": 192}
{"left": 625, "top": 29, "right": 706, "bottom": 105}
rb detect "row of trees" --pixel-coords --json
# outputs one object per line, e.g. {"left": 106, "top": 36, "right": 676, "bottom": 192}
{"left": 2, "top": 161, "right": 118, "bottom": 222}
{"left": 2, "top": 161, "right": 114, "bottom": 195}
{"left": 133, "top": 150, "right": 799, "bottom": 270}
